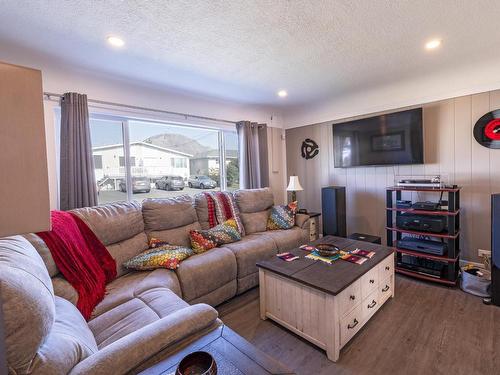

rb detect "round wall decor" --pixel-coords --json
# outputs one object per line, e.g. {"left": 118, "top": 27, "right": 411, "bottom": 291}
{"left": 301, "top": 138, "right": 319, "bottom": 159}
{"left": 474, "top": 110, "right": 500, "bottom": 149}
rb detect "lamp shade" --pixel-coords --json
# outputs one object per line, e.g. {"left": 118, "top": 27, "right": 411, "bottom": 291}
{"left": 287, "top": 176, "right": 304, "bottom": 192}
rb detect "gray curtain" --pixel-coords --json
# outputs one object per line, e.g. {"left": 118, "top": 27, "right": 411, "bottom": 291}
{"left": 236, "top": 121, "right": 269, "bottom": 189}
{"left": 60, "top": 93, "right": 98, "bottom": 210}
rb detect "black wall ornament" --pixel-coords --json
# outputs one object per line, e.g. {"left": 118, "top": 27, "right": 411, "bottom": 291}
{"left": 474, "top": 109, "right": 500, "bottom": 149}
{"left": 301, "top": 138, "right": 319, "bottom": 159}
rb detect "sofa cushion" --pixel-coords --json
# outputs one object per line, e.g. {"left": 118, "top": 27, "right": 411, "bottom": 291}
{"left": 175, "top": 247, "right": 237, "bottom": 303}
{"left": 69, "top": 304, "right": 219, "bottom": 375}
{"left": 239, "top": 210, "right": 270, "bottom": 234}
{"left": 91, "top": 268, "right": 182, "bottom": 318}
{"left": 255, "top": 227, "right": 307, "bottom": 252}
{"left": 147, "top": 222, "right": 202, "bottom": 248}
{"left": 23, "top": 233, "right": 59, "bottom": 277}
{"left": 72, "top": 202, "right": 149, "bottom": 277}
{"left": 267, "top": 201, "right": 297, "bottom": 230}
{"left": 52, "top": 276, "right": 79, "bottom": 306}
{"left": 72, "top": 201, "right": 144, "bottom": 246}
{"left": 89, "top": 288, "right": 189, "bottom": 348}
{"left": 224, "top": 234, "right": 278, "bottom": 278}
{"left": 0, "top": 236, "right": 56, "bottom": 374}
{"left": 30, "top": 296, "right": 98, "bottom": 374}
{"left": 106, "top": 232, "right": 149, "bottom": 277}
{"left": 234, "top": 188, "right": 275, "bottom": 235}
{"left": 142, "top": 196, "right": 198, "bottom": 231}
{"left": 234, "top": 188, "right": 274, "bottom": 213}
{"left": 189, "top": 280, "right": 237, "bottom": 307}
{"left": 194, "top": 193, "right": 211, "bottom": 229}
{"left": 124, "top": 245, "right": 194, "bottom": 271}
{"left": 189, "top": 219, "right": 241, "bottom": 253}
{"left": 142, "top": 196, "right": 201, "bottom": 247}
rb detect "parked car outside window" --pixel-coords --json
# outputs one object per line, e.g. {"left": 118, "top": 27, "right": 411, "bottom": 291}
{"left": 155, "top": 175, "right": 185, "bottom": 191}
{"left": 187, "top": 175, "right": 217, "bottom": 189}
{"left": 119, "top": 176, "right": 151, "bottom": 193}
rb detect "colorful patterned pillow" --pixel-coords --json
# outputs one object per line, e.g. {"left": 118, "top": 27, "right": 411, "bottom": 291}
{"left": 123, "top": 244, "right": 194, "bottom": 270}
{"left": 267, "top": 201, "right": 298, "bottom": 230}
{"left": 149, "top": 237, "right": 169, "bottom": 248}
{"left": 190, "top": 218, "right": 242, "bottom": 253}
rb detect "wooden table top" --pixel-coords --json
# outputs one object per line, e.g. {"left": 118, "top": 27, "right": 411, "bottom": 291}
{"left": 139, "top": 325, "right": 294, "bottom": 375}
{"left": 256, "top": 235, "right": 394, "bottom": 296}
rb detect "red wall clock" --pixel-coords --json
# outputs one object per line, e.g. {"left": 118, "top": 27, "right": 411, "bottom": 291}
{"left": 473, "top": 110, "right": 500, "bottom": 148}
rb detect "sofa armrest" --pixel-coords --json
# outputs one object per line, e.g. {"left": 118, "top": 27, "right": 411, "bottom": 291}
{"left": 296, "top": 213, "right": 311, "bottom": 230}
{"left": 69, "top": 304, "right": 218, "bottom": 375}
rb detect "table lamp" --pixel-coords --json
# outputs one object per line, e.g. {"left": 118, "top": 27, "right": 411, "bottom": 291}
{"left": 287, "top": 175, "right": 304, "bottom": 204}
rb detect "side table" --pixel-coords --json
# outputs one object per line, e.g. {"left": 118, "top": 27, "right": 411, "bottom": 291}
{"left": 307, "top": 212, "right": 321, "bottom": 241}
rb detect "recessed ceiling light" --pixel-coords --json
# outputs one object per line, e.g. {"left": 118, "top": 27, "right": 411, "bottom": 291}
{"left": 107, "top": 36, "right": 125, "bottom": 47}
{"left": 425, "top": 39, "right": 442, "bottom": 50}
{"left": 277, "top": 90, "right": 288, "bottom": 98}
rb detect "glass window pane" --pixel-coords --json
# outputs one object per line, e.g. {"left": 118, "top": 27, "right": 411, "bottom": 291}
{"left": 90, "top": 118, "right": 127, "bottom": 205}
{"left": 225, "top": 131, "right": 239, "bottom": 191}
{"left": 128, "top": 120, "right": 221, "bottom": 200}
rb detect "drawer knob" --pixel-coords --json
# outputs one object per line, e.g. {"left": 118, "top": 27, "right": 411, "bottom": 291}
{"left": 348, "top": 318, "right": 359, "bottom": 329}
{"left": 385, "top": 266, "right": 390, "bottom": 271}
{"left": 368, "top": 300, "right": 377, "bottom": 309}
{"left": 350, "top": 295, "right": 356, "bottom": 300}
{"left": 369, "top": 279, "right": 375, "bottom": 284}
{"left": 382, "top": 285, "right": 390, "bottom": 292}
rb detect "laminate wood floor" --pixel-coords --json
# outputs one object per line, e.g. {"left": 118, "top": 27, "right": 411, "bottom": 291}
{"left": 217, "top": 275, "right": 500, "bottom": 375}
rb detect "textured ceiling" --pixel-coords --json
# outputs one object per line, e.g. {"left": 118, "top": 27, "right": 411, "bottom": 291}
{"left": 1, "top": 0, "right": 500, "bottom": 107}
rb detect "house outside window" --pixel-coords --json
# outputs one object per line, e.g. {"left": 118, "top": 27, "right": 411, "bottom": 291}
{"left": 89, "top": 116, "right": 239, "bottom": 205}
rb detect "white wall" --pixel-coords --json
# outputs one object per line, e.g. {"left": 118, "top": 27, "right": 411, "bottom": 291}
{"left": 283, "top": 58, "right": 500, "bottom": 129}
{"left": 0, "top": 44, "right": 286, "bottom": 208}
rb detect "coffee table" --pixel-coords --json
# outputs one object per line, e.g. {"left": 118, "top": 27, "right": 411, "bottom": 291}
{"left": 257, "top": 235, "right": 395, "bottom": 362}
{"left": 139, "top": 325, "right": 294, "bottom": 375}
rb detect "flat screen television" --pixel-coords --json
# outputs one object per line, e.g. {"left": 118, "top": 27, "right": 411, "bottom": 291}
{"left": 333, "top": 108, "right": 423, "bottom": 167}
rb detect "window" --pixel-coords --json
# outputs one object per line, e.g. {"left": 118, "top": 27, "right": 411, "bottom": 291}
{"left": 170, "top": 158, "right": 187, "bottom": 168}
{"left": 93, "top": 155, "right": 103, "bottom": 169}
{"left": 89, "top": 116, "right": 238, "bottom": 204}
{"left": 224, "top": 131, "right": 239, "bottom": 191}
{"left": 89, "top": 118, "right": 127, "bottom": 205}
{"left": 119, "top": 156, "right": 135, "bottom": 167}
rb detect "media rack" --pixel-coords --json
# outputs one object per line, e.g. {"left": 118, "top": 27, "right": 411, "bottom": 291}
{"left": 386, "top": 186, "right": 461, "bottom": 285}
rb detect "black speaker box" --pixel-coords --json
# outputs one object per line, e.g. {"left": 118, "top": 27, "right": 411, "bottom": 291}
{"left": 492, "top": 194, "right": 500, "bottom": 306}
{"left": 322, "top": 186, "right": 346, "bottom": 237}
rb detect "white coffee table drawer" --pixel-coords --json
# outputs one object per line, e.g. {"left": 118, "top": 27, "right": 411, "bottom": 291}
{"left": 361, "top": 289, "right": 380, "bottom": 322}
{"left": 340, "top": 304, "right": 363, "bottom": 347}
{"left": 379, "top": 274, "right": 393, "bottom": 305}
{"left": 339, "top": 279, "right": 361, "bottom": 317}
{"left": 379, "top": 254, "right": 394, "bottom": 281}
{"left": 360, "top": 266, "right": 379, "bottom": 299}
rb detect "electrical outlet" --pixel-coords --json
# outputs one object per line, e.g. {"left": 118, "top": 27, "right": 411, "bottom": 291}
{"left": 478, "top": 249, "right": 491, "bottom": 257}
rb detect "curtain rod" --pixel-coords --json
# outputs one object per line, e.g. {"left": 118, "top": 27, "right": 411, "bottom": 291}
{"left": 43, "top": 92, "right": 238, "bottom": 125}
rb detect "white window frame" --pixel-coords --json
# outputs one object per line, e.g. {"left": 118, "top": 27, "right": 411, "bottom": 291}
{"left": 88, "top": 111, "right": 237, "bottom": 202}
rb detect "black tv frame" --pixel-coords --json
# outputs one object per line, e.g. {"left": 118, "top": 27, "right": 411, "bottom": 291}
{"left": 332, "top": 108, "right": 423, "bottom": 168}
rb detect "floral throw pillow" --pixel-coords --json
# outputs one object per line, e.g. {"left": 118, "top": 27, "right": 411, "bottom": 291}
{"left": 190, "top": 218, "right": 242, "bottom": 254}
{"left": 149, "top": 237, "right": 170, "bottom": 248}
{"left": 267, "top": 201, "right": 298, "bottom": 230}
{"left": 124, "top": 244, "right": 194, "bottom": 271}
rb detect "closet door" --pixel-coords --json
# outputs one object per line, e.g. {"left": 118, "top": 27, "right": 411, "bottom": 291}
{"left": 0, "top": 61, "right": 50, "bottom": 236}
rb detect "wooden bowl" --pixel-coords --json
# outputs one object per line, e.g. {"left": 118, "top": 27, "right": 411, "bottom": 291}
{"left": 176, "top": 351, "right": 217, "bottom": 375}
{"left": 315, "top": 243, "right": 340, "bottom": 257}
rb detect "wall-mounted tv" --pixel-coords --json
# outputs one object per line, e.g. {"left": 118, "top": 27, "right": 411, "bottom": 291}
{"left": 332, "top": 108, "right": 423, "bottom": 168}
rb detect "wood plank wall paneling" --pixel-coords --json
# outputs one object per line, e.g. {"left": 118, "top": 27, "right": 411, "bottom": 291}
{"left": 285, "top": 89, "right": 500, "bottom": 262}
{"left": 267, "top": 126, "right": 286, "bottom": 205}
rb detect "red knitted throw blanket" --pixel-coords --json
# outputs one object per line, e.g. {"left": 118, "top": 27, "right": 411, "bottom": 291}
{"left": 37, "top": 211, "right": 117, "bottom": 320}
{"left": 204, "top": 191, "right": 245, "bottom": 235}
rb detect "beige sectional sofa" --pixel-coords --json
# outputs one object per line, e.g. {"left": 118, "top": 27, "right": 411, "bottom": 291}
{"left": 0, "top": 188, "right": 309, "bottom": 374}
